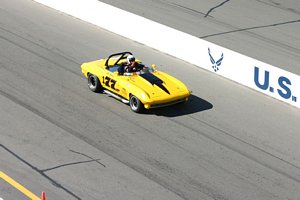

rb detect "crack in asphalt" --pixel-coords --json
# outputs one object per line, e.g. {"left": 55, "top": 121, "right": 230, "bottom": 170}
{"left": 170, "top": 3, "right": 207, "bottom": 16}
{"left": 205, "top": 0, "right": 230, "bottom": 17}
{"left": 41, "top": 159, "right": 103, "bottom": 172}
{"left": 0, "top": 144, "right": 82, "bottom": 200}
{"left": 200, "top": 19, "right": 300, "bottom": 38}
{"left": 69, "top": 149, "right": 106, "bottom": 168}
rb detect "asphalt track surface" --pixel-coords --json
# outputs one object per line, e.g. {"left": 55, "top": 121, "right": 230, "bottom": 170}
{"left": 0, "top": 0, "right": 300, "bottom": 200}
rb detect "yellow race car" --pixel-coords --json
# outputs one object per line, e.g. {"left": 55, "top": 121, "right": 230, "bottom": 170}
{"left": 81, "top": 52, "right": 191, "bottom": 113}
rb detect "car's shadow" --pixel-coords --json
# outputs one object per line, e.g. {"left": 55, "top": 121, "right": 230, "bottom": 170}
{"left": 142, "top": 94, "right": 213, "bottom": 117}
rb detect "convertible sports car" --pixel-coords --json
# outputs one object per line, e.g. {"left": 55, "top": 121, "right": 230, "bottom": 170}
{"left": 81, "top": 52, "right": 191, "bottom": 113}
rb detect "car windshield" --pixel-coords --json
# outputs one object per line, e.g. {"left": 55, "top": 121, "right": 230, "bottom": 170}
{"left": 123, "top": 63, "right": 155, "bottom": 76}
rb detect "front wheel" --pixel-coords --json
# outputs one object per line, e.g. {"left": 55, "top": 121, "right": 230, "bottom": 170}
{"left": 129, "top": 95, "right": 144, "bottom": 113}
{"left": 88, "top": 74, "right": 102, "bottom": 93}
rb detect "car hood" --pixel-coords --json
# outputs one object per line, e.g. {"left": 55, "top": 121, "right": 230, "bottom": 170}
{"left": 128, "top": 71, "right": 189, "bottom": 98}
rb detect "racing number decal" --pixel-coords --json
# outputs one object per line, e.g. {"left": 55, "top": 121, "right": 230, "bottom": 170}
{"left": 102, "top": 76, "right": 118, "bottom": 91}
{"left": 103, "top": 76, "right": 110, "bottom": 87}
{"left": 110, "top": 79, "right": 117, "bottom": 90}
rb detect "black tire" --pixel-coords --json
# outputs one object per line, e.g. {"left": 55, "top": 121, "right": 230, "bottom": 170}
{"left": 129, "top": 95, "right": 144, "bottom": 113}
{"left": 88, "top": 74, "right": 102, "bottom": 93}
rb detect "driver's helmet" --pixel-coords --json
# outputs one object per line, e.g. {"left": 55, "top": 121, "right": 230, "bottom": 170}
{"left": 127, "top": 55, "right": 135, "bottom": 64}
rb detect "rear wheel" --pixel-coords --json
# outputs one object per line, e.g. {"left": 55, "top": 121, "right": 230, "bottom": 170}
{"left": 88, "top": 74, "right": 102, "bottom": 92}
{"left": 129, "top": 95, "right": 144, "bottom": 113}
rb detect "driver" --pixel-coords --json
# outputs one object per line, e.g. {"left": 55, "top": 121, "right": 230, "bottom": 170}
{"left": 125, "top": 55, "right": 138, "bottom": 72}
{"left": 120, "top": 55, "right": 143, "bottom": 74}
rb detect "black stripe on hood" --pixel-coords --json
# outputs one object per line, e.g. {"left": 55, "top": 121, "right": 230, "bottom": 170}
{"left": 140, "top": 73, "right": 170, "bottom": 95}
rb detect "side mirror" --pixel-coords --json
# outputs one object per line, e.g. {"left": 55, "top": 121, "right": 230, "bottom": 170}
{"left": 152, "top": 64, "right": 157, "bottom": 70}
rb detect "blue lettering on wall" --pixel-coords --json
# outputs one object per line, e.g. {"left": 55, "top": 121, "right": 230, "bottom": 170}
{"left": 277, "top": 76, "right": 292, "bottom": 99}
{"left": 254, "top": 66, "right": 297, "bottom": 102}
{"left": 254, "top": 66, "right": 269, "bottom": 90}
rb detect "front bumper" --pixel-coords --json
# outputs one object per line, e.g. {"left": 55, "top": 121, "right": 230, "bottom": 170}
{"left": 143, "top": 97, "right": 189, "bottom": 109}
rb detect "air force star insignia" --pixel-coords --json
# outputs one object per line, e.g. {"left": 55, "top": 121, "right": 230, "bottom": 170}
{"left": 208, "top": 48, "right": 224, "bottom": 72}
